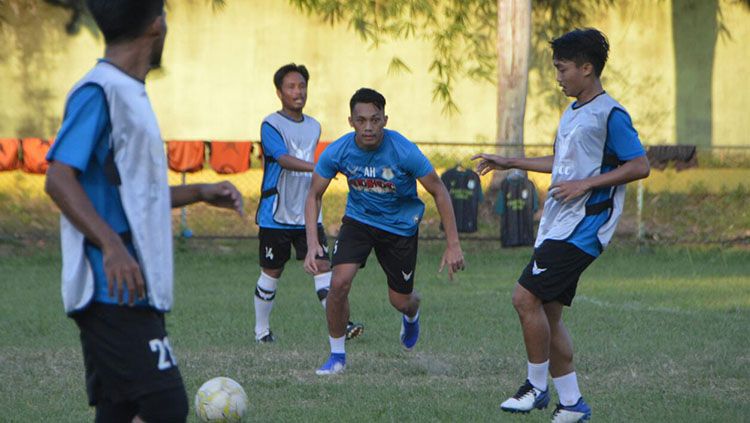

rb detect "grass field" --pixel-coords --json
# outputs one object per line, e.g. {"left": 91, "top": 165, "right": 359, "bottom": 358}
{"left": 1, "top": 239, "right": 748, "bottom": 422}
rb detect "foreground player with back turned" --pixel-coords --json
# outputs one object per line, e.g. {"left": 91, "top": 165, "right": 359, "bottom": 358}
{"left": 304, "top": 88, "right": 465, "bottom": 375}
{"left": 45, "top": 1, "right": 244, "bottom": 421}
{"left": 473, "top": 28, "right": 649, "bottom": 422}
{"left": 253, "top": 63, "right": 363, "bottom": 343}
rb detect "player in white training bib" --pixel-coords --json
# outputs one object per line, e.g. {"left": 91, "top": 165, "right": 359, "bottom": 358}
{"left": 473, "top": 28, "right": 650, "bottom": 422}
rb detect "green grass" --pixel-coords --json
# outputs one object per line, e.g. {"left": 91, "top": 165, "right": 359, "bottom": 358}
{"left": 1, "top": 239, "right": 748, "bottom": 422}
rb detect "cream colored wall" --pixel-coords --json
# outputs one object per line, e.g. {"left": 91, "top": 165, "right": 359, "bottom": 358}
{"left": 583, "top": 0, "right": 676, "bottom": 145}
{"left": 151, "top": 0, "right": 498, "bottom": 142}
{"left": 712, "top": 1, "right": 750, "bottom": 147}
{"left": 0, "top": 0, "right": 748, "bottom": 146}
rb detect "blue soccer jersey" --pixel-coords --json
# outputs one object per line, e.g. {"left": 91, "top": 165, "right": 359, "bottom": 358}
{"left": 47, "top": 83, "right": 147, "bottom": 307}
{"left": 566, "top": 108, "right": 646, "bottom": 257}
{"left": 315, "top": 129, "right": 434, "bottom": 236}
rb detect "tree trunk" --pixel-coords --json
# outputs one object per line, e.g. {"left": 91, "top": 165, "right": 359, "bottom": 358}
{"left": 672, "top": 0, "right": 717, "bottom": 147}
{"left": 496, "top": 0, "right": 531, "bottom": 158}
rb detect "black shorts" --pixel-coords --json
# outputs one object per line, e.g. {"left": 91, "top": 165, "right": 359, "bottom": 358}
{"left": 518, "top": 239, "right": 596, "bottom": 306}
{"left": 93, "top": 386, "right": 188, "bottom": 423}
{"left": 331, "top": 216, "right": 418, "bottom": 294}
{"left": 258, "top": 225, "right": 329, "bottom": 269}
{"left": 73, "top": 303, "right": 185, "bottom": 407}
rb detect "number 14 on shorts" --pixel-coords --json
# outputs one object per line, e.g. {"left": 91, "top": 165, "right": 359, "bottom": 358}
{"left": 149, "top": 337, "right": 177, "bottom": 370}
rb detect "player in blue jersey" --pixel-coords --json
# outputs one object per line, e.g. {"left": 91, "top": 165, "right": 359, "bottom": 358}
{"left": 44, "top": 1, "right": 243, "bottom": 421}
{"left": 254, "top": 64, "right": 364, "bottom": 343}
{"left": 473, "top": 29, "right": 650, "bottom": 422}
{"left": 304, "top": 88, "right": 465, "bottom": 375}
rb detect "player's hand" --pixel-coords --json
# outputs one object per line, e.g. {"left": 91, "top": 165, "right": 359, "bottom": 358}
{"left": 439, "top": 243, "right": 465, "bottom": 281}
{"left": 102, "top": 239, "right": 145, "bottom": 306}
{"left": 548, "top": 179, "right": 591, "bottom": 203}
{"left": 304, "top": 244, "right": 324, "bottom": 275}
{"left": 200, "top": 182, "right": 245, "bottom": 217}
{"left": 471, "top": 153, "right": 512, "bottom": 175}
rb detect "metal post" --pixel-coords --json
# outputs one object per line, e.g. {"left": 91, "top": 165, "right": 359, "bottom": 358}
{"left": 180, "top": 172, "right": 193, "bottom": 238}
{"left": 636, "top": 179, "right": 644, "bottom": 246}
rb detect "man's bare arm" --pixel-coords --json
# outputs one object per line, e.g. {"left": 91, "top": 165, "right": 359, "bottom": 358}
{"left": 303, "top": 173, "right": 332, "bottom": 274}
{"left": 277, "top": 154, "right": 315, "bottom": 172}
{"left": 170, "top": 182, "right": 244, "bottom": 216}
{"left": 418, "top": 171, "right": 465, "bottom": 280}
{"left": 550, "top": 155, "right": 650, "bottom": 203}
{"left": 472, "top": 153, "right": 554, "bottom": 175}
{"left": 45, "top": 161, "right": 144, "bottom": 304}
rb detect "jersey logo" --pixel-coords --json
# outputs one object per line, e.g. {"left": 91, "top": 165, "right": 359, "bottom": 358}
{"left": 467, "top": 179, "right": 476, "bottom": 189}
{"left": 349, "top": 178, "right": 397, "bottom": 194}
{"left": 555, "top": 166, "right": 573, "bottom": 176}
{"left": 401, "top": 270, "right": 413, "bottom": 281}
{"left": 322, "top": 245, "right": 329, "bottom": 254}
{"left": 265, "top": 247, "right": 274, "bottom": 260}
{"left": 553, "top": 159, "right": 574, "bottom": 179}
{"left": 532, "top": 261, "right": 547, "bottom": 276}
{"left": 346, "top": 165, "right": 360, "bottom": 175}
{"left": 381, "top": 167, "right": 394, "bottom": 180}
{"left": 508, "top": 199, "right": 527, "bottom": 211}
{"left": 364, "top": 166, "right": 377, "bottom": 177}
{"left": 333, "top": 240, "right": 339, "bottom": 255}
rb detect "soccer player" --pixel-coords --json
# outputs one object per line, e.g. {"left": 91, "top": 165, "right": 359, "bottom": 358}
{"left": 473, "top": 28, "right": 650, "bottom": 422}
{"left": 254, "top": 64, "right": 364, "bottom": 343}
{"left": 304, "top": 88, "right": 466, "bottom": 375}
{"left": 44, "top": 1, "right": 244, "bottom": 421}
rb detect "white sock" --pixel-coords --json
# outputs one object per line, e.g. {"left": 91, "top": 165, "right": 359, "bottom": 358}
{"left": 553, "top": 372, "right": 582, "bottom": 406}
{"left": 314, "top": 271, "right": 331, "bottom": 309}
{"left": 329, "top": 335, "right": 346, "bottom": 354}
{"left": 527, "top": 360, "right": 549, "bottom": 391}
{"left": 253, "top": 271, "right": 278, "bottom": 337}
{"left": 404, "top": 309, "right": 419, "bottom": 323}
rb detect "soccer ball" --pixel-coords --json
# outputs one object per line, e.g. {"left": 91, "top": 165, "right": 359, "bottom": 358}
{"left": 194, "top": 377, "right": 248, "bottom": 422}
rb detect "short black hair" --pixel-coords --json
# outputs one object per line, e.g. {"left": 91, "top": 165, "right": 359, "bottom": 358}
{"left": 550, "top": 28, "right": 609, "bottom": 77}
{"left": 349, "top": 88, "right": 386, "bottom": 113}
{"left": 273, "top": 64, "right": 309, "bottom": 90}
{"left": 86, "top": 0, "right": 165, "bottom": 44}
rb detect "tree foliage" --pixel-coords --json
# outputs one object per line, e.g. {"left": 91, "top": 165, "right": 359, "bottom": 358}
{"left": 289, "top": 0, "right": 749, "bottom": 116}
{"left": 291, "top": 0, "right": 496, "bottom": 114}
{"left": 288, "top": 0, "right": 617, "bottom": 114}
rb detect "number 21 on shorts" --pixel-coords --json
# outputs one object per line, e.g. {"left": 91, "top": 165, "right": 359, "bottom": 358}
{"left": 149, "top": 337, "right": 177, "bottom": 370}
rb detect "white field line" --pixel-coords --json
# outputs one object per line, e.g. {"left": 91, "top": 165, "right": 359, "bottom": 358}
{"left": 576, "top": 295, "right": 701, "bottom": 316}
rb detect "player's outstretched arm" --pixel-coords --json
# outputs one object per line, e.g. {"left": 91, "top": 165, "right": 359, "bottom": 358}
{"left": 471, "top": 153, "right": 554, "bottom": 175}
{"left": 277, "top": 154, "right": 316, "bottom": 172}
{"left": 549, "top": 155, "right": 650, "bottom": 203}
{"left": 170, "top": 182, "right": 244, "bottom": 217}
{"left": 45, "top": 161, "right": 145, "bottom": 305}
{"left": 418, "top": 171, "right": 465, "bottom": 281}
{"left": 303, "top": 173, "right": 331, "bottom": 274}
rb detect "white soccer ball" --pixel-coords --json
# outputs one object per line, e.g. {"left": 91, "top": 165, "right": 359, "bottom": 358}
{"left": 194, "top": 376, "right": 248, "bottom": 422}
